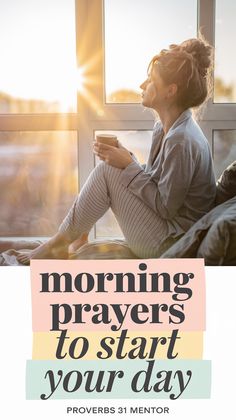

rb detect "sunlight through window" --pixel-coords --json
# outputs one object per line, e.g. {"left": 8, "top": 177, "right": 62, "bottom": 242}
{"left": 0, "top": 0, "right": 76, "bottom": 113}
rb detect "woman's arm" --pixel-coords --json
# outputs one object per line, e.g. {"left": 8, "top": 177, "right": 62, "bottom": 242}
{"left": 120, "top": 141, "right": 195, "bottom": 219}
{"left": 93, "top": 139, "right": 195, "bottom": 220}
{"left": 93, "top": 142, "right": 137, "bottom": 169}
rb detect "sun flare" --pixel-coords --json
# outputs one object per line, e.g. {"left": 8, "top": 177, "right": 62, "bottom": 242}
{"left": 76, "top": 67, "right": 86, "bottom": 93}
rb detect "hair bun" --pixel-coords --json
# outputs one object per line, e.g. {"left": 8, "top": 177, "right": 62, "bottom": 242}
{"left": 180, "top": 38, "right": 212, "bottom": 77}
{"left": 148, "top": 36, "right": 213, "bottom": 109}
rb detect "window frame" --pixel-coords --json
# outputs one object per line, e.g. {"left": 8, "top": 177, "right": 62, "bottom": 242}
{"left": 0, "top": 0, "right": 235, "bottom": 239}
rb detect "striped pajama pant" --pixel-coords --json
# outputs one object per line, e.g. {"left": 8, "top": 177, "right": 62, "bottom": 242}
{"left": 59, "top": 162, "right": 169, "bottom": 258}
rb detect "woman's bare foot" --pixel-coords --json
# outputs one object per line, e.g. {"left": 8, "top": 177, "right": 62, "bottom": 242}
{"left": 16, "top": 233, "right": 70, "bottom": 265}
{"left": 68, "top": 233, "right": 88, "bottom": 254}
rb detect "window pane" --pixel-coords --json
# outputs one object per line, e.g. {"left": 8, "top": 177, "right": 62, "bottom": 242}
{"left": 214, "top": 0, "right": 236, "bottom": 103}
{"left": 95, "top": 130, "right": 152, "bottom": 238}
{"left": 213, "top": 130, "right": 236, "bottom": 179}
{"left": 0, "top": 0, "right": 76, "bottom": 113}
{"left": 0, "top": 131, "right": 78, "bottom": 236}
{"left": 104, "top": 0, "right": 197, "bottom": 103}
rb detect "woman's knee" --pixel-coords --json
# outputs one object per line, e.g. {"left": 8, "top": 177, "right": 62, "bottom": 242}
{"left": 93, "top": 161, "right": 123, "bottom": 181}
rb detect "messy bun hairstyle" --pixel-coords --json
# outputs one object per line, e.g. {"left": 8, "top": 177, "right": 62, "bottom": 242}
{"left": 148, "top": 36, "right": 213, "bottom": 110}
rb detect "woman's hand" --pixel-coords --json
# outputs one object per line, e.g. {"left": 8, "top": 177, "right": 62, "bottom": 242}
{"left": 93, "top": 142, "right": 133, "bottom": 169}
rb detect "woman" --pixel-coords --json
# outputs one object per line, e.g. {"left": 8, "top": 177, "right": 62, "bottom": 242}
{"left": 18, "top": 37, "right": 216, "bottom": 264}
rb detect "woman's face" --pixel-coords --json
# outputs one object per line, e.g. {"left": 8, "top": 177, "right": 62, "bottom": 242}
{"left": 140, "top": 66, "right": 171, "bottom": 111}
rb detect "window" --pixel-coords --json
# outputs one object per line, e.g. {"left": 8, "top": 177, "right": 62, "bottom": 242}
{"left": 214, "top": 0, "right": 236, "bottom": 103}
{"left": 1, "top": 0, "right": 236, "bottom": 239}
{"left": 213, "top": 130, "right": 236, "bottom": 178}
{"left": 0, "top": 0, "right": 77, "bottom": 113}
{"left": 0, "top": 131, "right": 78, "bottom": 236}
{"left": 104, "top": 0, "right": 197, "bottom": 103}
{"left": 0, "top": 0, "right": 79, "bottom": 238}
